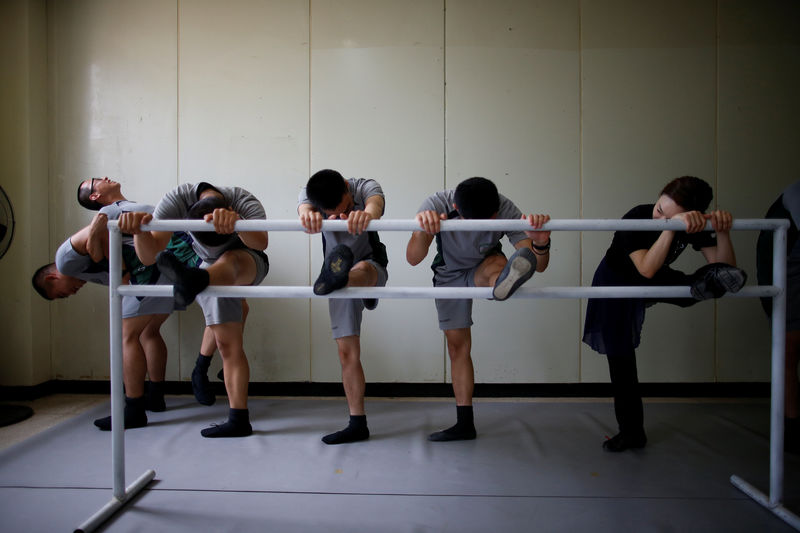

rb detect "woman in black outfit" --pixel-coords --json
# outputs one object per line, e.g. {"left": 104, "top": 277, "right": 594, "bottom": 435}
{"left": 583, "top": 176, "right": 747, "bottom": 452}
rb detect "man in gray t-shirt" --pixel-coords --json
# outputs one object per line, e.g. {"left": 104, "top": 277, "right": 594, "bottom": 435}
{"left": 407, "top": 177, "right": 551, "bottom": 441}
{"left": 118, "top": 181, "right": 268, "bottom": 439}
{"left": 33, "top": 177, "right": 201, "bottom": 432}
{"left": 298, "top": 169, "right": 388, "bottom": 445}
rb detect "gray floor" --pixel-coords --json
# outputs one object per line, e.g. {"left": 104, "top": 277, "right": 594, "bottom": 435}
{"left": 0, "top": 396, "right": 798, "bottom": 532}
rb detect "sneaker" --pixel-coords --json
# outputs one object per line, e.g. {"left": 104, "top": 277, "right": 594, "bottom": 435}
{"left": 313, "top": 244, "right": 354, "bottom": 295}
{"left": 690, "top": 263, "right": 747, "bottom": 300}
{"left": 492, "top": 247, "right": 537, "bottom": 301}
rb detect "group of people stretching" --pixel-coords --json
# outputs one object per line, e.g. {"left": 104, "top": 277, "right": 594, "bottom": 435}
{"left": 33, "top": 172, "right": 755, "bottom": 452}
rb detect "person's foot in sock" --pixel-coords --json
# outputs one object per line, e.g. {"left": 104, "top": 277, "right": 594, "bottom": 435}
{"left": 492, "top": 247, "right": 537, "bottom": 301}
{"left": 156, "top": 250, "right": 210, "bottom": 307}
{"left": 313, "top": 244, "right": 354, "bottom": 295}
{"left": 94, "top": 396, "right": 147, "bottom": 431}
{"left": 201, "top": 408, "right": 252, "bottom": 438}
{"left": 191, "top": 354, "right": 216, "bottom": 406}
{"left": 602, "top": 430, "right": 647, "bottom": 452}
{"left": 322, "top": 415, "right": 369, "bottom": 444}
{"left": 429, "top": 405, "right": 476, "bottom": 441}
{"left": 428, "top": 422, "right": 477, "bottom": 442}
{"left": 690, "top": 263, "right": 747, "bottom": 300}
{"left": 144, "top": 380, "right": 166, "bottom": 412}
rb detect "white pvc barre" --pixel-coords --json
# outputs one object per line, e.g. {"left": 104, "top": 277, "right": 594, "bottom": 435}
{"left": 117, "top": 285, "right": 779, "bottom": 300}
{"left": 138, "top": 218, "right": 787, "bottom": 233}
{"left": 78, "top": 218, "right": 797, "bottom": 532}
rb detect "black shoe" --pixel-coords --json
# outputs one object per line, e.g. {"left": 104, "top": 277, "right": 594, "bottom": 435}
{"left": 363, "top": 298, "right": 378, "bottom": 310}
{"left": 602, "top": 431, "right": 647, "bottom": 452}
{"left": 156, "top": 250, "right": 210, "bottom": 307}
{"left": 313, "top": 245, "right": 354, "bottom": 295}
{"left": 191, "top": 365, "right": 216, "bottom": 406}
{"left": 690, "top": 263, "right": 747, "bottom": 300}
{"left": 492, "top": 248, "right": 537, "bottom": 301}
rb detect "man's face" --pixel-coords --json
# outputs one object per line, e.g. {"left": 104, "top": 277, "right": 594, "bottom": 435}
{"left": 47, "top": 274, "right": 86, "bottom": 299}
{"left": 321, "top": 193, "right": 354, "bottom": 219}
{"left": 81, "top": 177, "right": 120, "bottom": 202}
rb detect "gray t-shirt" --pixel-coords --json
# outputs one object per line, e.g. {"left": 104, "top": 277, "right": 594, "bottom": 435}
{"left": 55, "top": 238, "right": 109, "bottom": 284}
{"left": 154, "top": 183, "right": 266, "bottom": 261}
{"left": 417, "top": 190, "right": 527, "bottom": 273}
{"left": 101, "top": 200, "right": 155, "bottom": 247}
{"left": 298, "top": 178, "right": 387, "bottom": 266}
{"left": 56, "top": 199, "right": 156, "bottom": 283}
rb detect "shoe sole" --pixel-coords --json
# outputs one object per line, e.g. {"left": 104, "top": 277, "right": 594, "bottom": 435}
{"left": 493, "top": 251, "right": 536, "bottom": 301}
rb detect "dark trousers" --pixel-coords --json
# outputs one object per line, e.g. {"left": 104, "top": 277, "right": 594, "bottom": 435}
{"left": 606, "top": 349, "right": 643, "bottom": 434}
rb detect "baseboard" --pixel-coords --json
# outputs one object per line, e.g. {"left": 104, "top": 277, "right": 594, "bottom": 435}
{"left": 0, "top": 380, "right": 771, "bottom": 402}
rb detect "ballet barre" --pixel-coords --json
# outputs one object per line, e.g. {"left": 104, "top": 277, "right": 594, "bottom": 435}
{"left": 76, "top": 217, "right": 796, "bottom": 532}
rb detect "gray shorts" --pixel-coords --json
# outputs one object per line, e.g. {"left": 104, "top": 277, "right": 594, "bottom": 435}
{"left": 433, "top": 251, "right": 506, "bottom": 330}
{"left": 122, "top": 295, "right": 174, "bottom": 319}
{"left": 197, "top": 248, "right": 269, "bottom": 326}
{"left": 329, "top": 260, "right": 388, "bottom": 339}
{"left": 433, "top": 266, "right": 479, "bottom": 331}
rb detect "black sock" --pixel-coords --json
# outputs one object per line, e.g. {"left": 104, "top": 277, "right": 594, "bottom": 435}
{"left": 94, "top": 396, "right": 147, "bottom": 431}
{"left": 145, "top": 380, "right": 166, "bottom": 412}
{"left": 322, "top": 415, "right": 369, "bottom": 445}
{"left": 429, "top": 405, "right": 476, "bottom": 441}
{"left": 201, "top": 408, "right": 252, "bottom": 438}
{"left": 192, "top": 353, "right": 216, "bottom": 406}
{"left": 602, "top": 429, "right": 647, "bottom": 452}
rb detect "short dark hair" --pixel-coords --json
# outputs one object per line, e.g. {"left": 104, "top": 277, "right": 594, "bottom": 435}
{"left": 306, "top": 169, "right": 347, "bottom": 211}
{"left": 187, "top": 195, "right": 233, "bottom": 247}
{"left": 32, "top": 263, "right": 57, "bottom": 300}
{"left": 660, "top": 176, "right": 713, "bottom": 213}
{"left": 454, "top": 177, "right": 500, "bottom": 219}
{"left": 77, "top": 179, "right": 103, "bottom": 211}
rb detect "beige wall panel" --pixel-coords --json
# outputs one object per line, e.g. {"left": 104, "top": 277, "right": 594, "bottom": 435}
{"left": 179, "top": 0, "right": 311, "bottom": 382}
{"left": 446, "top": 0, "right": 581, "bottom": 382}
{"left": 580, "top": 0, "right": 718, "bottom": 383}
{"left": 0, "top": 0, "right": 49, "bottom": 386}
{"left": 310, "top": 0, "right": 445, "bottom": 382}
{"left": 716, "top": 0, "right": 800, "bottom": 381}
{"left": 48, "top": 0, "right": 179, "bottom": 380}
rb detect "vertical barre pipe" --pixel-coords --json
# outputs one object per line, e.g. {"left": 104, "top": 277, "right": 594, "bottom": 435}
{"left": 108, "top": 225, "right": 125, "bottom": 500}
{"left": 770, "top": 224, "right": 788, "bottom": 505}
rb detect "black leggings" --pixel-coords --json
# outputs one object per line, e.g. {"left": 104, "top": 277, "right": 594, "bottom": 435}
{"left": 606, "top": 349, "right": 643, "bottom": 434}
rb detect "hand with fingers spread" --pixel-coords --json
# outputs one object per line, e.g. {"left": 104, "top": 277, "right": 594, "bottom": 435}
{"left": 415, "top": 210, "right": 447, "bottom": 235}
